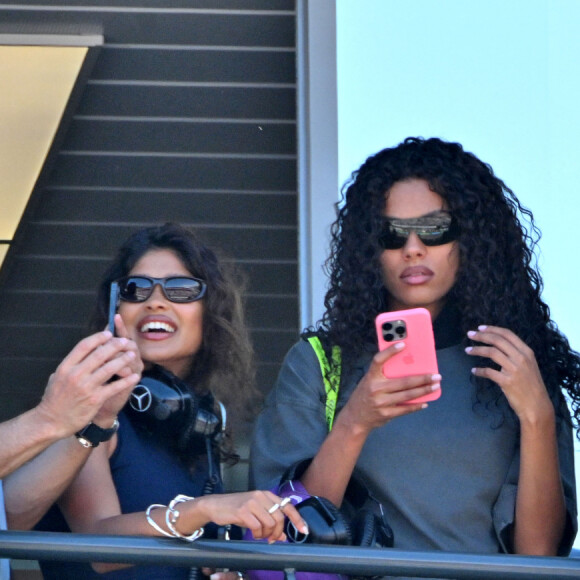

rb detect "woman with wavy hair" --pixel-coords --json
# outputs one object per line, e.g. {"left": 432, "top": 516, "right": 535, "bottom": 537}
{"left": 251, "top": 137, "right": 579, "bottom": 560}
{"left": 37, "top": 223, "right": 307, "bottom": 579}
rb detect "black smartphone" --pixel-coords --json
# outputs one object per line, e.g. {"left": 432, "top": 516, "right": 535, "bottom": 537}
{"left": 108, "top": 282, "right": 120, "bottom": 335}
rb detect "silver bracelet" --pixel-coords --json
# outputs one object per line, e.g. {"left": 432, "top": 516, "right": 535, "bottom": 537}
{"left": 165, "top": 494, "right": 204, "bottom": 542}
{"left": 145, "top": 503, "right": 174, "bottom": 538}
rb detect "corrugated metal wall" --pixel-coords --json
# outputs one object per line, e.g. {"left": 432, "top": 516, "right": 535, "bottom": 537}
{"left": 0, "top": 0, "right": 298, "bottom": 475}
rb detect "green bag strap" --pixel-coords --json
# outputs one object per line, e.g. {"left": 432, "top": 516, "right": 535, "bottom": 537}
{"left": 306, "top": 336, "right": 342, "bottom": 431}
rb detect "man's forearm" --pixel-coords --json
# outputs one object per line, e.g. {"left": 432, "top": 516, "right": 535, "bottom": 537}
{"left": 0, "top": 406, "right": 71, "bottom": 478}
{"left": 4, "top": 436, "right": 91, "bottom": 530}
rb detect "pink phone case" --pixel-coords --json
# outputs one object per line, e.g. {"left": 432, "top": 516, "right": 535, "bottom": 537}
{"left": 375, "top": 307, "right": 440, "bottom": 404}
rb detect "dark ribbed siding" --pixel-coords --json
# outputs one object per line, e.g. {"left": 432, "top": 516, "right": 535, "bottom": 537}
{"left": 0, "top": 0, "right": 298, "bottom": 473}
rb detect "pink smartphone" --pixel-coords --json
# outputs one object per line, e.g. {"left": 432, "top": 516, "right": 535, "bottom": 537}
{"left": 375, "top": 307, "right": 440, "bottom": 404}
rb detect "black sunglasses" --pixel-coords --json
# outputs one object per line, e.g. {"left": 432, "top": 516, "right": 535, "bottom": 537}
{"left": 379, "top": 212, "right": 459, "bottom": 250}
{"left": 117, "top": 276, "right": 207, "bottom": 303}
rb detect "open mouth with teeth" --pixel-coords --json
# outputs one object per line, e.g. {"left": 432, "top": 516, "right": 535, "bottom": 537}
{"left": 139, "top": 321, "right": 176, "bottom": 334}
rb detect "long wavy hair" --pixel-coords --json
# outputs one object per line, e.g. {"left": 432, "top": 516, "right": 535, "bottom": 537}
{"left": 90, "top": 223, "right": 257, "bottom": 463}
{"left": 315, "top": 137, "right": 580, "bottom": 426}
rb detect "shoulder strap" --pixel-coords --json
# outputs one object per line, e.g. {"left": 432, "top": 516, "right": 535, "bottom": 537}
{"left": 306, "top": 336, "right": 342, "bottom": 430}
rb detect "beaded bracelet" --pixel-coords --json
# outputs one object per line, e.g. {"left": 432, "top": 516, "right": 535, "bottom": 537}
{"left": 145, "top": 494, "right": 204, "bottom": 542}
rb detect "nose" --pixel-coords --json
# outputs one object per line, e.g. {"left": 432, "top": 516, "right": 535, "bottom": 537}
{"left": 402, "top": 232, "right": 426, "bottom": 258}
{"left": 145, "top": 284, "right": 168, "bottom": 307}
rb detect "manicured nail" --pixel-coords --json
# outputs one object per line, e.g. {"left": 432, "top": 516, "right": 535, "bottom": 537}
{"left": 478, "top": 325, "right": 488, "bottom": 331}
{"left": 421, "top": 404, "right": 428, "bottom": 409}
{"left": 394, "top": 342, "right": 405, "bottom": 349}
{"left": 465, "top": 346, "right": 473, "bottom": 353}
{"left": 467, "top": 331, "right": 476, "bottom": 338}
{"left": 431, "top": 374, "right": 442, "bottom": 381}
{"left": 103, "top": 330, "right": 112, "bottom": 338}
{"left": 431, "top": 383, "right": 440, "bottom": 391}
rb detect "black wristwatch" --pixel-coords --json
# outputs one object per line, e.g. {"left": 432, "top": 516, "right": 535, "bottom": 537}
{"left": 75, "top": 419, "right": 119, "bottom": 448}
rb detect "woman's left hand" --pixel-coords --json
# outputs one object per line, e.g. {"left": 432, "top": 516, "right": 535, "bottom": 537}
{"left": 202, "top": 569, "right": 246, "bottom": 580}
{"left": 192, "top": 491, "right": 308, "bottom": 544}
{"left": 465, "top": 325, "right": 553, "bottom": 422}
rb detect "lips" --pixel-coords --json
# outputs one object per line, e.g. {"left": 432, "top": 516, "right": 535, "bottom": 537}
{"left": 400, "top": 265, "right": 434, "bottom": 285}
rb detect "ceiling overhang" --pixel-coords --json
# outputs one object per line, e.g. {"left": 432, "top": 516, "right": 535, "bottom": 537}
{"left": 0, "top": 33, "right": 102, "bottom": 269}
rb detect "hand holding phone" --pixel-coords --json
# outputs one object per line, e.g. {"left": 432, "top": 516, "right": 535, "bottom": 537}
{"left": 375, "top": 307, "right": 440, "bottom": 404}
{"left": 108, "top": 282, "right": 120, "bottom": 336}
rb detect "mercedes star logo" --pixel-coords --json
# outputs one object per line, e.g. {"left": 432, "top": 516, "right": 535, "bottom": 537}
{"left": 130, "top": 385, "right": 153, "bottom": 412}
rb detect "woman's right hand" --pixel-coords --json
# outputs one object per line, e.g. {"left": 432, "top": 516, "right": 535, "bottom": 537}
{"left": 91, "top": 314, "right": 144, "bottom": 426}
{"left": 183, "top": 491, "right": 309, "bottom": 544}
{"left": 338, "top": 342, "right": 440, "bottom": 435}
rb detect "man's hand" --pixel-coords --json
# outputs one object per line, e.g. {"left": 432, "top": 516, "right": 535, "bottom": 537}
{"left": 35, "top": 327, "right": 142, "bottom": 438}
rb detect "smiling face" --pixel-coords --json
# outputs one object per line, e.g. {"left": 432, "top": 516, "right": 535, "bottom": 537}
{"left": 380, "top": 178, "right": 460, "bottom": 319}
{"left": 118, "top": 248, "right": 204, "bottom": 378}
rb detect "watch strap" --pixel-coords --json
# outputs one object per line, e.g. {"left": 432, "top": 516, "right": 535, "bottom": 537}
{"left": 75, "top": 418, "right": 119, "bottom": 448}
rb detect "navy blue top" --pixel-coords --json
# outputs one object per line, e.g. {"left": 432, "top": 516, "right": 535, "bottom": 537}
{"left": 37, "top": 411, "right": 223, "bottom": 579}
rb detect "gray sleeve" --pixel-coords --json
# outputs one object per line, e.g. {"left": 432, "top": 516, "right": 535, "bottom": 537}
{"left": 492, "top": 399, "right": 578, "bottom": 555}
{"left": 249, "top": 339, "right": 330, "bottom": 491}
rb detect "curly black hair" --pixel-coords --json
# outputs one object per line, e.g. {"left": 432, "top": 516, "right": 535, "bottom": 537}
{"left": 314, "top": 137, "right": 580, "bottom": 427}
{"left": 90, "top": 223, "right": 257, "bottom": 464}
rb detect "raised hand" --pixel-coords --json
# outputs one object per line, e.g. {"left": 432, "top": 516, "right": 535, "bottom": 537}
{"left": 339, "top": 342, "right": 441, "bottom": 435}
{"left": 92, "top": 314, "right": 144, "bottom": 426}
{"left": 36, "top": 328, "right": 141, "bottom": 437}
{"left": 465, "top": 325, "right": 553, "bottom": 421}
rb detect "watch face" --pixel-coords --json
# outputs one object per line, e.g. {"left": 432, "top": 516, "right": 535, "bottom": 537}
{"left": 76, "top": 436, "right": 94, "bottom": 448}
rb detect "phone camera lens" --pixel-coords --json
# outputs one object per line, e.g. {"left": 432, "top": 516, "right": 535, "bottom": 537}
{"left": 395, "top": 325, "right": 405, "bottom": 336}
{"left": 384, "top": 333, "right": 394, "bottom": 342}
{"left": 383, "top": 322, "right": 393, "bottom": 331}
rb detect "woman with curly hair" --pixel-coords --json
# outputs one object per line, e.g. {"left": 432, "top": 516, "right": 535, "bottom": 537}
{"left": 36, "top": 223, "right": 307, "bottom": 579}
{"left": 250, "top": 137, "right": 579, "bottom": 560}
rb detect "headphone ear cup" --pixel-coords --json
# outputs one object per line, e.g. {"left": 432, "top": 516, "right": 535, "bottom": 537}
{"left": 350, "top": 510, "right": 394, "bottom": 548}
{"left": 288, "top": 496, "right": 352, "bottom": 545}
{"left": 350, "top": 510, "right": 377, "bottom": 547}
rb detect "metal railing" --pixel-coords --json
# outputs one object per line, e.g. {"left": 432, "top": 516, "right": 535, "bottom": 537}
{"left": 1, "top": 531, "right": 580, "bottom": 579}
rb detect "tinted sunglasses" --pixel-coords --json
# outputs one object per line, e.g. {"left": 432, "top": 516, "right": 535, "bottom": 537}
{"left": 379, "top": 212, "right": 459, "bottom": 250}
{"left": 117, "top": 276, "right": 207, "bottom": 303}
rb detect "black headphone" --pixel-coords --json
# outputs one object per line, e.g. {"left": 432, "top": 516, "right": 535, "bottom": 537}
{"left": 125, "top": 364, "right": 225, "bottom": 454}
{"left": 286, "top": 495, "right": 394, "bottom": 548}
